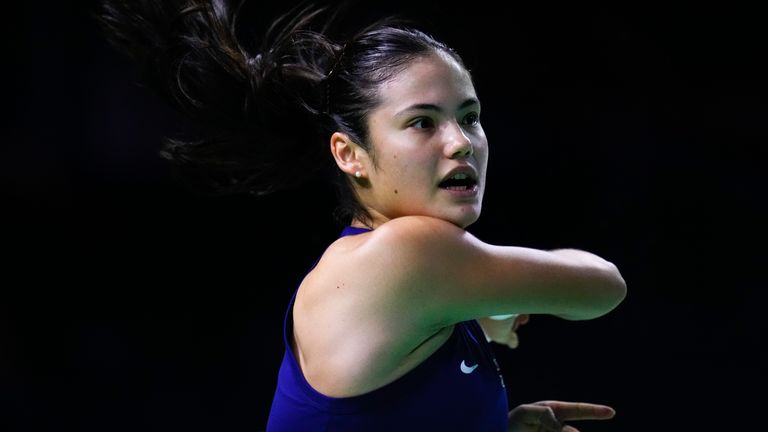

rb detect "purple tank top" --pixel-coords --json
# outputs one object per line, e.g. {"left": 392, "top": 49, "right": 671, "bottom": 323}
{"left": 266, "top": 226, "right": 508, "bottom": 431}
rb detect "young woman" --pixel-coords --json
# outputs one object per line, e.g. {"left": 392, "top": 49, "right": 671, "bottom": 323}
{"left": 97, "top": 2, "right": 627, "bottom": 430}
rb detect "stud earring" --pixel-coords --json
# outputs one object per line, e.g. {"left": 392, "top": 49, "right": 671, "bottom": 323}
{"left": 355, "top": 171, "right": 362, "bottom": 178}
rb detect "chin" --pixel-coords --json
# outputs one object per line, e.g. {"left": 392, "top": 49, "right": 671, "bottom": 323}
{"left": 451, "top": 207, "right": 482, "bottom": 229}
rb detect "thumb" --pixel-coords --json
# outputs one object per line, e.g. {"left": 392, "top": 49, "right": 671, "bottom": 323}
{"left": 508, "top": 404, "right": 563, "bottom": 432}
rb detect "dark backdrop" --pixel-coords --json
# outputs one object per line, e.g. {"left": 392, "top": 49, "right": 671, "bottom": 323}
{"left": 4, "top": 1, "right": 766, "bottom": 431}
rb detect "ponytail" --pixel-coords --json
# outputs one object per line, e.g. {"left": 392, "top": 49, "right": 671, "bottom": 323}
{"left": 96, "top": 0, "right": 339, "bottom": 195}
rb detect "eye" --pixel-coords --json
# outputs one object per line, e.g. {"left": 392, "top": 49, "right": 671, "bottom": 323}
{"left": 462, "top": 112, "right": 480, "bottom": 126}
{"left": 409, "top": 117, "right": 435, "bottom": 129}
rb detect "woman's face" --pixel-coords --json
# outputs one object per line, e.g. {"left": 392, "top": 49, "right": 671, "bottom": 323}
{"left": 359, "top": 52, "right": 489, "bottom": 229}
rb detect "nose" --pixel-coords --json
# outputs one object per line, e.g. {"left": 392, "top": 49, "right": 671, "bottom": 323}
{"left": 444, "top": 122, "right": 473, "bottom": 159}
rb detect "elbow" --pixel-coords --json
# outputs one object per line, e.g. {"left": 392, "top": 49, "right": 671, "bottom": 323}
{"left": 608, "top": 261, "right": 627, "bottom": 302}
{"left": 605, "top": 282, "right": 627, "bottom": 317}
{"left": 562, "top": 261, "right": 627, "bottom": 321}
{"left": 595, "top": 261, "right": 627, "bottom": 317}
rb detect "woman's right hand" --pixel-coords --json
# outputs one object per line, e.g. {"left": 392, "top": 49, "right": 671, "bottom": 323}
{"left": 477, "top": 314, "right": 529, "bottom": 349}
{"left": 507, "top": 400, "right": 616, "bottom": 432}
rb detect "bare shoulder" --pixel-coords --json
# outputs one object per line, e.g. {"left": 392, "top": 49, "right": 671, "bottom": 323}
{"left": 294, "top": 216, "right": 463, "bottom": 335}
{"left": 313, "top": 216, "right": 470, "bottom": 279}
{"left": 313, "top": 216, "right": 463, "bottom": 298}
{"left": 362, "top": 215, "right": 473, "bottom": 263}
{"left": 373, "top": 215, "right": 466, "bottom": 241}
{"left": 375, "top": 214, "right": 466, "bottom": 236}
{"left": 297, "top": 217, "right": 475, "bottom": 314}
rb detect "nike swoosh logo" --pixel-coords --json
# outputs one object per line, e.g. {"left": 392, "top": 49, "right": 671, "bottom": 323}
{"left": 460, "top": 360, "right": 479, "bottom": 374}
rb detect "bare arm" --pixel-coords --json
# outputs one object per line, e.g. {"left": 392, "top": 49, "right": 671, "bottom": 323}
{"left": 367, "top": 216, "right": 626, "bottom": 329}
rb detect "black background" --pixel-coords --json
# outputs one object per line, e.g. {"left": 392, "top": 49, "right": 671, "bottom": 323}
{"left": 4, "top": 1, "right": 766, "bottom": 431}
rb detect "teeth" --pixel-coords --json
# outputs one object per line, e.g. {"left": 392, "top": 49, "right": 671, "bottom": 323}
{"left": 451, "top": 173, "right": 468, "bottom": 180}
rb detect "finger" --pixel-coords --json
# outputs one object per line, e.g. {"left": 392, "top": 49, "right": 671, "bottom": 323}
{"left": 506, "top": 330, "right": 519, "bottom": 349}
{"left": 562, "top": 426, "right": 580, "bottom": 432}
{"left": 534, "top": 406, "right": 562, "bottom": 431}
{"left": 533, "top": 401, "right": 615, "bottom": 421}
{"left": 514, "top": 404, "right": 562, "bottom": 431}
{"left": 513, "top": 314, "right": 530, "bottom": 330}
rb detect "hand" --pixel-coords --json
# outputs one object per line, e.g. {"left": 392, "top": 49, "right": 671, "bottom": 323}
{"left": 507, "top": 401, "right": 616, "bottom": 432}
{"left": 477, "top": 314, "right": 529, "bottom": 349}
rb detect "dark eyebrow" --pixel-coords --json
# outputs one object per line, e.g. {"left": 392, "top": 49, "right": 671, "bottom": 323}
{"left": 395, "top": 98, "right": 480, "bottom": 118}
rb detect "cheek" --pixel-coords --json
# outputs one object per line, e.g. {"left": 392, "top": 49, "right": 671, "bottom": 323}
{"left": 476, "top": 143, "right": 489, "bottom": 166}
{"left": 474, "top": 131, "right": 489, "bottom": 157}
{"left": 389, "top": 150, "right": 429, "bottom": 177}
{"left": 381, "top": 145, "right": 437, "bottom": 193}
{"left": 381, "top": 153, "right": 412, "bottom": 192}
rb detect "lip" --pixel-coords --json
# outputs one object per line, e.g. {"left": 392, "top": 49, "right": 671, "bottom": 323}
{"left": 438, "top": 165, "right": 480, "bottom": 198}
{"left": 439, "top": 165, "right": 479, "bottom": 185}
{"left": 440, "top": 184, "right": 480, "bottom": 198}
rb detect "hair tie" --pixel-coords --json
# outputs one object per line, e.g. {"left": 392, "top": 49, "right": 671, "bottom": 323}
{"left": 248, "top": 53, "right": 263, "bottom": 69}
{"left": 326, "top": 42, "right": 348, "bottom": 79}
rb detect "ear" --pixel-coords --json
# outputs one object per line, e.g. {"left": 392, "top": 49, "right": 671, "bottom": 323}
{"left": 330, "top": 132, "right": 367, "bottom": 178}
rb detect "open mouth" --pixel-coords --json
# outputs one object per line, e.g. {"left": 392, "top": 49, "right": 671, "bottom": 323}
{"left": 438, "top": 173, "right": 478, "bottom": 191}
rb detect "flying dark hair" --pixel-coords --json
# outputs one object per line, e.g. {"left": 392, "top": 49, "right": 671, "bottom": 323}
{"left": 95, "top": 0, "right": 467, "bottom": 226}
